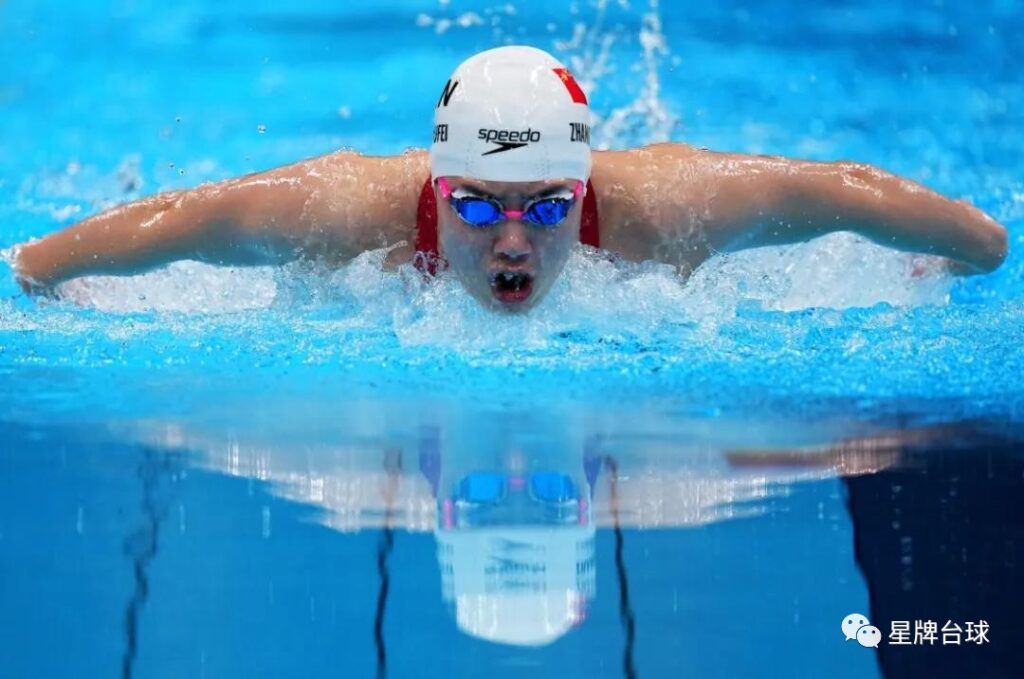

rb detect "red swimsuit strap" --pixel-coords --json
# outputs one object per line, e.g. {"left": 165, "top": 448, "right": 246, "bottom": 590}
{"left": 414, "top": 179, "right": 440, "bottom": 269}
{"left": 414, "top": 178, "right": 600, "bottom": 273}
{"left": 579, "top": 179, "right": 600, "bottom": 249}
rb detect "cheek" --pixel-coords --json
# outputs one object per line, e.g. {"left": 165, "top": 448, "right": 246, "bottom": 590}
{"left": 538, "top": 226, "right": 578, "bottom": 266}
{"left": 439, "top": 223, "right": 487, "bottom": 271}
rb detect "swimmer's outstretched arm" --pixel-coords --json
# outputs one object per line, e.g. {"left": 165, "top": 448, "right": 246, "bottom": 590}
{"left": 12, "top": 150, "right": 428, "bottom": 292}
{"left": 595, "top": 144, "right": 1008, "bottom": 274}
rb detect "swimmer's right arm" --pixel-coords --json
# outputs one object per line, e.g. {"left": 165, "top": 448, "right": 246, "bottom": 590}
{"left": 12, "top": 150, "right": 428, "bottom": 293}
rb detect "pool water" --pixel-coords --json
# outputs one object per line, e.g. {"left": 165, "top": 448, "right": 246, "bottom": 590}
{"left": 1, "top": 1, "right": 1022, "bottom": 677}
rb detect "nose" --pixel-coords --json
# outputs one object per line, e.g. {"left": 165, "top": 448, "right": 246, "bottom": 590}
{"left": 493, "top": 219, "right": 532, "bottom": 262}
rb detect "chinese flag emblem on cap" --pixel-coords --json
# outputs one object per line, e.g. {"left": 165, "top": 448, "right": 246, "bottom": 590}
{"left": 553, "top": 68, "right": 588, "bottom": 105}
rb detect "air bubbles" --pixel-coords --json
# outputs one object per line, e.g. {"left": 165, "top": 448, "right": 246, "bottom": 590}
{"left": 116, "top": 156, "right": 142, "bottom": 194}
{"left": 416, "top": 10, "right": 483, "bottom": 33}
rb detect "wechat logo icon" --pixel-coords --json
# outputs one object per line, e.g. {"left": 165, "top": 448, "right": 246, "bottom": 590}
{"left": 842, "top": 613, "right": 881, "bottom": 648}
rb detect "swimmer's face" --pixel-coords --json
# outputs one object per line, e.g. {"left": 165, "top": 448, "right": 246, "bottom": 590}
{"left": 435, "top": 177, "right": 582, "bottom": 313}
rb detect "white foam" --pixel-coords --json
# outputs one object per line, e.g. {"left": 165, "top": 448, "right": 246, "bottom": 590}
{"left": 56, "top": 261, "right": 278, "bottom": 313}
{"left": 48, "top": 229, "right": 951, "bottom": 334}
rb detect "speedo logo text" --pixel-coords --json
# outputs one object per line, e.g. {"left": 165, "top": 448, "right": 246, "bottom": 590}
{"left": 478, "top": 128, "right": 541, "bottom": 156}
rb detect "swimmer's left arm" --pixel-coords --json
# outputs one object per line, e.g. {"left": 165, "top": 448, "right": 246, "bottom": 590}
{"left": 689, "top": 149, "right": 1008, "bottom": 274}
{"left": 596, "top": 145, "right": 1008, "bottom": 275}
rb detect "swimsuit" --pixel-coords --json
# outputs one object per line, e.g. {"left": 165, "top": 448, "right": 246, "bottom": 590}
{"left": 414, "top": 179, "right": 600, "bottom": 274}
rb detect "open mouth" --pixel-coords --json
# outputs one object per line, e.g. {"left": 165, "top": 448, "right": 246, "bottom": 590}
{"left": 489, "top": 270, "right": 534, "bottom": 304}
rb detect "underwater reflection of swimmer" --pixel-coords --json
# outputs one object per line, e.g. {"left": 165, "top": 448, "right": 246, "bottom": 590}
{"left": 417, "top": 428, "right": 599, "bottom": 646}
{"left": 118, "top": 406, "right": 903, "bottom": 657}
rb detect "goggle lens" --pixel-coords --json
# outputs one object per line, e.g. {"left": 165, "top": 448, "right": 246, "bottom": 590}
{"left": 458, "top": 472, "right": 506, "bottom": 503}
{"left": 526, "top": 198, "right": 573, "bottom": 227}
{"left": 454, "top": 198, "right": 503, "bottom": 226}
{"left": 530, "top": 472, "right": 578, "bottom": 503}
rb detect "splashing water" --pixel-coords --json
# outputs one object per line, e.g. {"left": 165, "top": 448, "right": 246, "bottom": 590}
{"left": 556, "top": 0, "right": 679, "bottom": 148}
{"left": 42, "top": 233, "right": 949, "bottom": 317}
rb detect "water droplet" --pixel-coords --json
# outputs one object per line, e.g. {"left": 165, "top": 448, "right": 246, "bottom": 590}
{"left": 257, "top": 124, "right": 267, "bottom": 134}
{"left": 179, "top": 168, "right": 186, "bottom": 176}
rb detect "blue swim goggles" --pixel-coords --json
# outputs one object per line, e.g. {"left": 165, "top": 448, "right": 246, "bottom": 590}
{"left": 437, "top": 177, "right": 584, "bottom": 228}
{"left": 456, "top": 471, "right": 579, "bottom": 504}
{"left": 439, "top": 470, "right": 590, "bottom": 529}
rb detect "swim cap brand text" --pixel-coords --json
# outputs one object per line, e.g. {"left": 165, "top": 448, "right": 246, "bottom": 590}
{"left": 478, "top": 128, "right": 542, "bottom": 155}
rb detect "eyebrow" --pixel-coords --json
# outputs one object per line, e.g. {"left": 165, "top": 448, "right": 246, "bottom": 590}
{"left": 455, "top": 182, "right": 575, "bottom": 201}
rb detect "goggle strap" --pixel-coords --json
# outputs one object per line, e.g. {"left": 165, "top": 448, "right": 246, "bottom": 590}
{"left": 437, "top": 176, "right": 453, "bottom": 199}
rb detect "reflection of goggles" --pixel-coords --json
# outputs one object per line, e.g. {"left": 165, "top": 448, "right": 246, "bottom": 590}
{"left": 442, "top": 471, "right": 589, "bottom": 529}
{"left": 458, "top": 471, "right": 579, "bottom": 504}
{"left": 437, "top": 177, "right": 583, "bottom": 228}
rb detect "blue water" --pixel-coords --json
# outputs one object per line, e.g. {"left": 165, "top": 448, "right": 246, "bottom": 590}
{"left": 1, "top": 1, "right": 1023, "bottom": 677}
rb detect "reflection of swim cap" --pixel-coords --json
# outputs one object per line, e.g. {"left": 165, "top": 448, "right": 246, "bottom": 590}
{"left": 436, "top": 526, "right": 596, "bottom": 646}
{"left": 430, "top": 45, "right": 593, "bottom": 182}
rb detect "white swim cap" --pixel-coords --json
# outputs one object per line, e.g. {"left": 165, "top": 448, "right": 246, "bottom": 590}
{"left": 436, "top": 525, "right": 596, "bottom": 646}
{"left": 430, "top": 45, "right": 592, "bottom": 182}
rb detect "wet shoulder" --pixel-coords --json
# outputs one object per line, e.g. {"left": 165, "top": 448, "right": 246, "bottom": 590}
{"left": 308, "top": 149, "right": 429, "bottom": 263}
{"left": 590, "top": 144, "right": 700, "bottom": 260}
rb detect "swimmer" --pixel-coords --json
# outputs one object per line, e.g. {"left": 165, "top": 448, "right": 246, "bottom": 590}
{"left": 10, "top": 46, "right": 1008, "bottom": 312}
